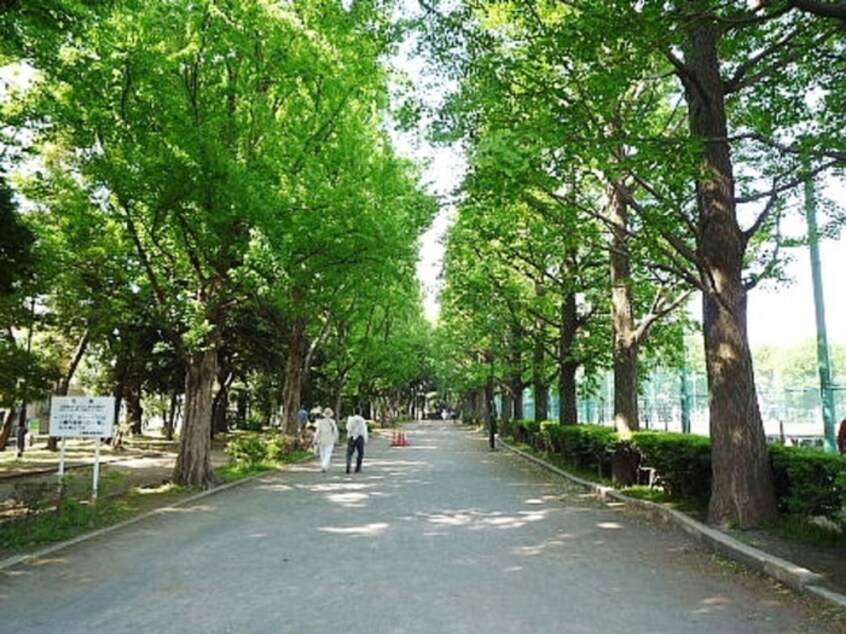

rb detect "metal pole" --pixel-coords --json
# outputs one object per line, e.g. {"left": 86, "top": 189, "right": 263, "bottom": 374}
{"left": 487, "top": 352, "right": 496, "bottom": 451}
{"left": 804, "top": 167, "right": 837, "bottom": 452}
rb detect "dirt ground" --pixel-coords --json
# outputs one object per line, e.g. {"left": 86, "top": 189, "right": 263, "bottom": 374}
{"left": 2, "top": 434, "right": 846, "bottom": 601}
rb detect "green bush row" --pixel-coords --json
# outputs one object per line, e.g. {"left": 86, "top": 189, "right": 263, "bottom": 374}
{"left": 500, "top": 419, "right": 846, "bottom": 521}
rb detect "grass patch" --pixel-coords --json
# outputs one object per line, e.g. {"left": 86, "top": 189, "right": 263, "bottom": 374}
{"left": 279, "top": 449, "right": 312, "bottom": 464}
{"left": 0, "top": 479, "right": 196, "bottom": 558}
{"left": 620, "top": 485, "right": 673, "bottom": 504}
{"left": 0, "top": 497, "right": 133, "bottom": 554}
{"left": 216, "top": 462, "right": 274, "bottom": 482}
{"left": 216, "top": 449, "right": 313, "bottom": 483}
{"left": 775, "top": 515, "right": 846, "bottom": 548}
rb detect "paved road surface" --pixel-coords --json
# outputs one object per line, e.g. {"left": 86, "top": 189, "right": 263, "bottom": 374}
{"left": 0, "top": 422, "right": 835, "bottom": 633}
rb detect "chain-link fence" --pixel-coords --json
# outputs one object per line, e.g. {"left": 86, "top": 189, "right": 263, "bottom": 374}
{"left": 512, "top": 371, "right": 845, "bottom": 443}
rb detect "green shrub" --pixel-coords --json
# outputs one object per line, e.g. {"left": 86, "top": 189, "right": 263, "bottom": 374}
{"left": 225, "top": 436, "right": 267, "bottom": 465}
{"left": 506, "top": 419, "right": 541, "bottom": 448}
{"left": 631, "top": 431, "right": 711, "bottom": 501}
{"left": 225, "top": 433, "right": 307, "bottom": 466}
{"left": 770, "top": 444, "right": 846, "bottom": 518}
{"left": 264, "top": 435, "right": 299, "bottom": 461}
{"left": 502, "top": 415, "right": 846, "bottom": 526}
{"left": 237, "top": 413, "right": 265, "bottom": 432}
{"left": 545, "top": 423, "right": 617, "bottom": 478}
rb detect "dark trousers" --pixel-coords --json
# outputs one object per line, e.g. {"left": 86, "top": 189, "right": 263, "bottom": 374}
{"left": 346, "top": 436, "right": 365, "bottom": 473}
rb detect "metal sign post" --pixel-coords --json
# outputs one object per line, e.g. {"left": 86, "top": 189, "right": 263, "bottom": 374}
{"left": 50, "top": 396, "right": 116, "bottom": 500}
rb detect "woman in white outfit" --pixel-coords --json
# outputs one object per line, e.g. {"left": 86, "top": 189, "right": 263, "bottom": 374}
{"left": 313, "top": 407, "right": 338, "bottom": 472}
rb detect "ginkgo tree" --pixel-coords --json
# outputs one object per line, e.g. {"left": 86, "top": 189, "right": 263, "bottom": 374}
{"left": 423, "top": 0, "right": 845, "bottom": 527}
{"left": 5, "top": 0, "right": 434, "bottom": 485}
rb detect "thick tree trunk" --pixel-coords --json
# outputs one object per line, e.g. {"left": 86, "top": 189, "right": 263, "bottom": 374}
{"left": 533, "top": 339, "right": 549, "bottom": 422}
{"left": 173, "top": 347, "right": 217, "bottom": 487}
{"left": 507, "top": 325, "right": 523, "bottom": 420}
{"left": 558, "top": 293, "right": 578, "bottom": 425}
{"left": 126, "top": 388, "right": 143, "bottom": 436}
{"left": 212, "top": 386, "right": 228, "bottom": 436}
{"left": 510, "top": 377, "right": 523, "bottom": 421}
{"left": 534, "top": 383, "right": 549, "bottom": 423}
{"left": 532, "top": 282, "right": 549, "bottom": 423}
{"left": 235, "top": 384, "right": 247, "bottom": 429}
{"left": 608, "top": 182, "right": 640, "bottom": 435}
{"left": 211, "top": 362, "right": 233, "bottom": 437}
{"left": 500, "top": 391, "right": 513, "bottom": 423}
{"left": 683, "top": 22, "right": 777, "bottom": 528}
{"left": 281, "top": 318, "right": 307, "bottom": 436}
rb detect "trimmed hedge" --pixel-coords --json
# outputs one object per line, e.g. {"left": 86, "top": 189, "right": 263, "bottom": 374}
{"left": 770, "top": 444, "right": 846, "bottom": 517}
{"left": 545, "top": 423, "right": 616, "bottom": 479}
{"left": 631, "top": 431, "right": 711, "bottom": 502}
{"left": 501, "top": 419, "right": 846, "bottom": 523}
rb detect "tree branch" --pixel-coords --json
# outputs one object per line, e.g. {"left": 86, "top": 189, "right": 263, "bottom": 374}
{"left": 789, "top": 0, "right": 846, "bottom": 20}
{"left": 739, "top": 132, "right": 846, "bottom": 161}
{"left": 723, "top": 27, "right": 801, "bottom": 94}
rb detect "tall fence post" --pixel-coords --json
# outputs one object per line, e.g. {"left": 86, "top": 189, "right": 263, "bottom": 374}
{"left": 804, "top": 166, "right": 837, "bottom": 452}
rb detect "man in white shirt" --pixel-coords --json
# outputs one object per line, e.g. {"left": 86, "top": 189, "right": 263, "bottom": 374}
{"left": 345, "top": 407, "right": 369, "bottom": 474}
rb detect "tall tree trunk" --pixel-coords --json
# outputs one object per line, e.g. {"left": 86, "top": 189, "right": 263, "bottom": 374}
{"left": 46, "top": 330, "right": 90, "bottom": 450}
{"left": 508, "top": 325, "right": 523, "bottom": 420}
{"left": 212, "top": 386, "right": 228, "bottom": 437}
{"left": 126, "top": 389, "right": 143, "bottom": 435}
{"left": 485, "top": 352, "right": 497, "bottom": 448}
{"left": 533, "top": 335, "right": 549, "bottom": 422}
{"left": 608, "top": 183, "right": 640, "bottom": 435}
{"left": 332, "top": 368, "right": 349, "bottom": 425}
{"left": 532, "top": 281, "right": 549, "bottom": 422}
{"left": 236, "top": 387, "right": 248, "bottom": 428}
{"left": 281, "top": 318, "right": 307, "bottom": 436}
{"left": 558, "top": 293, "right": 578, "bottom": 425}
{"left": 173, "top": 347, "right": 217, "bottom": 486}
{"left": 164, "top": 391, "right": 179, "bottom": 441}
{"left": 510, "top": 377, "right": 523, "bottom": 421}
{"left": 212, "top": 361, "right": 233, "bottom": 437}
{"left": 500, "top": 391, "right": 513, "bottom": 424}
{"left": 682, "top": 22, "right": 777, "bottom": 528}
{"left": 0, "top": 405, "right": 17, "bottom": 452}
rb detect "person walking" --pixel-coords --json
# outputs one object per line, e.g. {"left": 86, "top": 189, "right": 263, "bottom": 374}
{"left": 345, "top": 407, "right": 369, "bottom": 474}
{"left": 297, "top": 407, "right": 309, "bottom": 430}
{"left": 314, "top": 407, "right": 338, "bottom": 472}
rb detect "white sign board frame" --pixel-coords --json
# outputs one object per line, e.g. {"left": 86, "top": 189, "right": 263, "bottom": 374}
{"left": 50, "top": 396, "right": 116, "bottom": 438}
{"left": 50, "top": 396, "right": 116, "bottom": 500}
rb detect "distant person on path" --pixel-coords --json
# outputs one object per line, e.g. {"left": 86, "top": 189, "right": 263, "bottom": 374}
{"left": 314, "top": 407, "right": 338, "bottom": 472}
{"left": 345, "top": 407, "right": 369, "bottom": 474}
{"left": 297, "top": 407, "right": 309, "bottom": 430}
{"left": 837, "top": 417, "right": 846, "bottom": 454}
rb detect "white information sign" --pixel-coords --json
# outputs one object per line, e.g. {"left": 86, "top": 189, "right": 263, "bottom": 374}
{"left": 50, "top": 396, "right": 116, "bottom": 438}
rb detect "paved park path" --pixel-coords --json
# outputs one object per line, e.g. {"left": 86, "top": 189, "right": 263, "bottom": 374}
{"left": 0, "top": 421, "right": 836, "bottom": 633}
